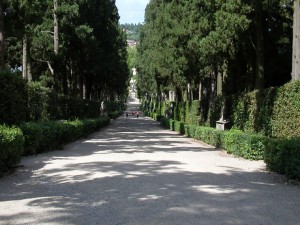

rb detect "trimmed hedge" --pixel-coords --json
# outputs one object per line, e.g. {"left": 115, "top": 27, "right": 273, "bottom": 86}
{"left": 221, "top": 129, "right": 270, "bottom": 160}
{"left": 174, "top": 120, "right": 185, "bottom": 134}
{"left": 142, "top": 81, "right": 300, "bottom": 139}
{"left": 109, "top": 111, "right": 124, "bottom": 119}
{"left": 148, "top": 112, "right": 163, "bottom": 121}
{"left": 20, "top": 117, "right": 110, "bottom": 156}
{"left": 265, "top": 138, "right": 300, "bottom": 180}
{"left": 0, "top": 118, "right": 110, "bottom": 173}
{"left": 161, "top": 117, "right": 300, "bottom": 179}
{"left": 194, "top": 126, "right": 223, "bottom": 148}
{"left": 161, "top": 118, "right": 267, "bottom": 160}
{"left": 0, "top": 125, "right": 24, "bottom": 169}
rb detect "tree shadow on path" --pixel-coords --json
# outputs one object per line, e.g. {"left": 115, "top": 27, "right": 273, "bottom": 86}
{"left": 0, "top": 110, "right": 299, "bottom": 225}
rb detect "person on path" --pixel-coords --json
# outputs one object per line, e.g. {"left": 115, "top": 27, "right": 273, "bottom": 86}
{"left": 136, "top": 111, "right": 139, "bottom": 118}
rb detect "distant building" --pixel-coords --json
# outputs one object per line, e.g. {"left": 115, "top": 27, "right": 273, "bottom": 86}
{"left": 127, "top": 40, "right": 137, "bottom": 47}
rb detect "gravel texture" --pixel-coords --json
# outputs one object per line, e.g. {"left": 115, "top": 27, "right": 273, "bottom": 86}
{"left": 0, "top": 97, "right": 299, "bottom": 225}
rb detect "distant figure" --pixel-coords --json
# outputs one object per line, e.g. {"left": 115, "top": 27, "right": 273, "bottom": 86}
{"left": 132, "top": 111, "right": 134, "bottom": 116}
{"left": 100, "top": 101, "right": 105, "bottom": 116}
{"left": 126, "top": 112, "right": 128, "bottom": 118}
{"left": 136, "top": 111, "right": 139, "bottom": 118}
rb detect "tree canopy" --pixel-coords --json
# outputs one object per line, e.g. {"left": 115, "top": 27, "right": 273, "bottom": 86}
{"left": 1, "top": 0, "right": 130, "bottom": 100}
{"left": 137, "top": 0, "right": 293, "bottom": 101}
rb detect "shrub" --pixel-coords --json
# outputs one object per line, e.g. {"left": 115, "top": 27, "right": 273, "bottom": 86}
{"left": 272, "top": 81, "right": 300, "bottom": 138}
{"left": 0, "top": 71, "right": 28, "bottom": 125}
{"left": 160, "top": 117, "right": 170, "bottom": 129}
{"left": 265, "top": 138, "right": 300, "bottom": 180}
{"left": 194, "top": 126, "right": 223, "bottom": 147}
{"left": 108, "top": 111, "right": 123, "bottom": 119}
{"left": 174, "top": 121, "right": 185, "bottom": 134}
{"left": 20, "top": 122, "right": 43, "bottom": 155}
{"left": 222, "top": 129, "right": 269, "bottom": 160}
{"left": 184, "top": 124, "right": 198, "bottom": 138}
{"left": 0, "top": 125, "right": 24, "bottom": 169}
{"left": 169, "top": 119, "right": 175, "bottom": 131}
{"left": 20, "top": 117, "right": 110, "bottom": 155}
{"left": 27, "top": 82, "right": 51, "bottom": 121}
{"left": 150, "top": 113, "right": 163, "bottom": 121}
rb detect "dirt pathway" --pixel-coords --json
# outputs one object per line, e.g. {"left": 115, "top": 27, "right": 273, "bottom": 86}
{"left": 0, "top": 98, "right": 299, "bottom": 225}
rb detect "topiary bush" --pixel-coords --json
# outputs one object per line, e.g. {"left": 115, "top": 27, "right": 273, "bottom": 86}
{"left": 222, "top": 129, "right": 270, "bottom": 160}
{"left": 194, "top": 126, "right": 223, "bottom": 147}
{"left": 265, "top": 138, "right": 300, "bottom": 180}
{"left": 160, "top": 117, "right": 170, "bottom": 129}
{"left": 174, "top": 121, "right": 185, "bottom": 134}
{"left": 0, "top": 125, "right": 24, "bottom": 170}
{"left": 184, "top": 124, "right": 198, "bottom": 138}
{"left": 271, "top": 81, "right": 300, "bottom": 138}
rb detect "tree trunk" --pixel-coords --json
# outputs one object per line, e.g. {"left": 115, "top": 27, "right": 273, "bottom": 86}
{"left": 53, "top": 0, "right": 59, "bottom": 55}
{"left": 217, "top": 72, "right": 222, "bottom": 96}
{"left": 22, "top": 35, "right": 32, "bottom": 81}
{"left": 0, "top": 0, "right": 5, "bottom": 69}
{"left": 198, "top": 82, "right": 202, "bottom": 101}
{"left": 22, "top": 36, "right": 28, "bottom": 80}
{"left": 254, "top": 0, "right": 264, "bottom": 90}
{"left": 292, "top": 0, "right": 300, "bottom": 80}
{"left": 209, "top": 66, "right": 217, "bottom": 126}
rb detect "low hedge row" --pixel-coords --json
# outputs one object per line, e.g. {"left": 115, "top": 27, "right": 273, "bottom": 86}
{"left": 0, "top": 117, "right": 110, "bottom": 172}
{"left": 0, "top": 125, "right": 24, "bottom": 170}
{"left": 109, "top": 111, "right": 124, "bottom": 120}
{"left": 265, "top": 138, "right": 300, "bottom": 180}
{"left": 160, "top": 117, "right": 300, "bottom": 180}
{"left": 20, "top": 117, "right": 110, "bottom": 155}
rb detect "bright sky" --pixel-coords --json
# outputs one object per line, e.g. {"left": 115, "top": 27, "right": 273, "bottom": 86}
{"left": 116, "top": 0, "right": 149, "bottom": 24}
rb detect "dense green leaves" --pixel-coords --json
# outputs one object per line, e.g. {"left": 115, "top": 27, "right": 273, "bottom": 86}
{"left": 0, "top": 125, "right": 24, "bottom": 169}
{"left": 3, "top": 0, "right": 130, "bottom": 101}
{"left": 137, "top": 0, "right": 293, "bottom": 107}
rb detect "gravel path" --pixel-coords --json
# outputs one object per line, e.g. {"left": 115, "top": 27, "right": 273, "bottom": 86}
{"left": 0, "top": 98, "right": 299, "bottom": 225}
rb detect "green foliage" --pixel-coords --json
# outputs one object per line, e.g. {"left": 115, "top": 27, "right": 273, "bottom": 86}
{"left": 265, "top": 138, "right": 300, "bottom": 180}
{"left": 0, "top": 71, "right": 28, "bottom": 125}
{"left": 149, "top": 112, "right": 163, "bottom": 121}
{"left": 120, "top": 23, "right": 143, "bottom": 42}
{"left": 27, "top": 82, "right": 51, "bottom": 121}
{"left": 194, "top": 126, "right": 223, "bottom": 148}
{"left": 272, "top": 81, "right": 300, "bottom": 138}
{"left": 184, "top": 101, "right": 200, "bottom": 125}
{"left": 227, "top": 81, "right": 300, "bottom": 138}
{"left": 0, "top": 125, "right": 24, "bottom": 169}
{"left": 174, "top": 121, "right": 185, "bottom": 135}
{"left": 5, "top": 0, "right": 130, "bottom": 101}
{"left": 184, "top": 124, "right": 198, "bottom": 138}
{"left": 108, "top": 111, "right": 123, "bottom": 120}
{"left": 19, "top": 122, "right": 43, "bottom": 155}
{"left": 137, "top": 0, "right": 293, "bottom": 119}
{"left": 20, "top": 118, "right": 110, "bottom": 155}
{"left": 127, "top": 47, "right": 137, "bottom": 69}
{"left": 222, "top": 130, "right": 269, "bottom": 160}
{"left": 162, "top": 115, "right": 300, "bottom": 182}
{"left": 160, "top": 117, "right": 170, "bottom": 129}
{"left": 169, "top": 119, "right": 175, "bottom": 131}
